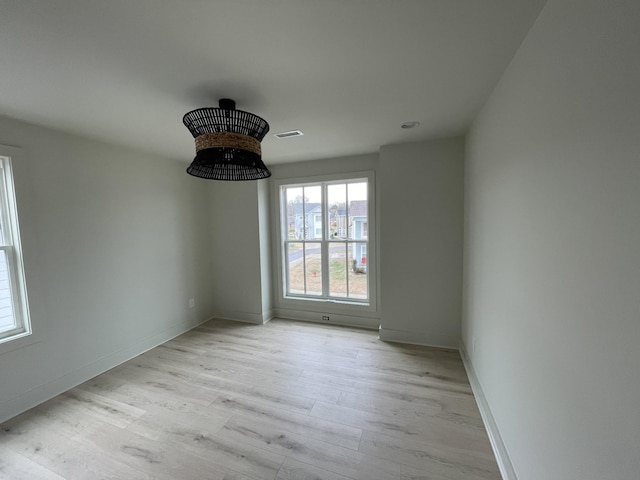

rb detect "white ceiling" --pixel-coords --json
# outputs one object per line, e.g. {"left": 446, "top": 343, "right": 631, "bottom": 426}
{"left": 0, "top": 0, "right": 546, "bottom": 164}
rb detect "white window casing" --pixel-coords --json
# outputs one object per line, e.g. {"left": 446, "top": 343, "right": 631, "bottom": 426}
{"left": 0, "top": 155, "right": 31, "bottom": 344}
{"left": 274, "top": 171, "right": 376, "bottom": 312}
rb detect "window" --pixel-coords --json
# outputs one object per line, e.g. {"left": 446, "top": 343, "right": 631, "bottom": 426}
{"left": 280, "top": 177, "right": 371, "bottom": 304}
{"left": 0, "top": 155, "right": 31, "bottom": 344}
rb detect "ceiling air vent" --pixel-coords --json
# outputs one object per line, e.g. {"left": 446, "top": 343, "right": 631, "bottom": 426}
{"left": 274, "top": 130, "right": 304, "bottom": 139}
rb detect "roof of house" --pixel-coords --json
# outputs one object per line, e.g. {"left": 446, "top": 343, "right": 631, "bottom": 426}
{"left": 290, "top": 203, "right": 321, "bottom": 216}
{"left": 349, "top": 200, "right": 368, "bottom": 217}
{"left": 336, "top": 200, "right": 367, "bottom": 218}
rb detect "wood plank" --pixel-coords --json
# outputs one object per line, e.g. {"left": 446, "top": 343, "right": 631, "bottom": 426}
{"left": 310, "top": 400, "right": 488, "bottom": 450}
{"left": 217, "top": 415, "right": 407, "bottom": 480}
{"left": 1, "top": 424, "right": 153, "bottom": 480}
{"left": 73, "top": 422, "right": 263, "bottom": 480}
{"left": 210, "top": 395, "right": 362, "bottom": 450}
{"left": 276, "top": 458, "right": 354, "bottom": 480}
{"left": 0, "top": 448, "right": 67, "bottom": 480}
{"left": 60, "top": 388, "right": 147, "bottom": 429}
{"left": 358, "top": 430, "right": 501, "bottom": 480}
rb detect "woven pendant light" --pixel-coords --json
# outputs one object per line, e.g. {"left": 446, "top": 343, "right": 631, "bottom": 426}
{"left": 183, "top": 99, "right": 271, "bottom": 180}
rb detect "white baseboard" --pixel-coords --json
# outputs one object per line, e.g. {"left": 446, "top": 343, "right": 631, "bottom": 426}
{"left": 262, "top": 309, "right": 274, "bottom": 324}
{"left": 213, "top": 310, "right": 273, "bottom": 325}
{"left": 378, "top": 327, "right": 457, "bottom": 349}
{"left": 0, "top": 316, "right": 211, "bottom": 424}
{"left": 459, "top": 340, "right": 517, "bottom": 480}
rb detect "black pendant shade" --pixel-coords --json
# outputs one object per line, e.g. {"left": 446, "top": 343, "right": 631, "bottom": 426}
{"left": 183, "top": 99, "right": 271, "bottom": 180}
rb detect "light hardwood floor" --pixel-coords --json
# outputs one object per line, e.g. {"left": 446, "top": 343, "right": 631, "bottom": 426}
{"left": 0, "top": 319, "right": 501, "bottom": 480}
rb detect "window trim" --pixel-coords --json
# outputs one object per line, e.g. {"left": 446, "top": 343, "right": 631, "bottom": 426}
{"left": 0, "top": 152, "right": 32, "bottom": 345}
{"left": 273, "top": 171, "right": 377, "bottom": 313}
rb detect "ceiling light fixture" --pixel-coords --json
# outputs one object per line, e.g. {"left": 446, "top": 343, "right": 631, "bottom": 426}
{"left": 183, "top": 99, "right": 270, "bottom": 180}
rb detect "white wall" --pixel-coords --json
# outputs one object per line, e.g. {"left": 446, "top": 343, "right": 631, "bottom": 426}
{"left": 379, "top": 139, "right": 464, "bottom": 348}
{"left": 257, "top": 180, "right": 272, "bottom": 318}
{"left": 267, "top": 145, "right": 464, "bottom": 341}
{"left": 463, "top": 1, "right": 640, "bottom": 479}
{"left": 209, "top": 180, "right": 272, "bottom": 324}
{"left": 0, "top": 115, "right": 214, "bottom": 423}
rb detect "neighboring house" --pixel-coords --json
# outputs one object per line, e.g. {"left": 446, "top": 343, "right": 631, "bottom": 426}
{"left": 287, "top": 200, "right": 369, "bottom": 272}
{"left": 334, "top": 200, "right": 368, "bottom": 271}
{"left": 289, "top": 200, "right": 368, "bottom": 270}
{"left": 289, "top": 202, "right": 322, "bottom": 239}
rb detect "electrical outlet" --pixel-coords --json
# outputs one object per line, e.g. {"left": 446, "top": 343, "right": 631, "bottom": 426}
{"left": 322, "top": 315, "right": 330, "bottom": 321}
{"left": 188, "top": 298, "right": 195, "bottom": 309}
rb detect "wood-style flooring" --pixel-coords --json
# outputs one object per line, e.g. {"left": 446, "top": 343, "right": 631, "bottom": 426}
{"left": 0, "top": 319, "right": 501, "bottom": 479}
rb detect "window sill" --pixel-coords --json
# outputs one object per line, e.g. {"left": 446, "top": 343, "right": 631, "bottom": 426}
{"left": 284, "top": 295, "right": 370, "bottom": 307}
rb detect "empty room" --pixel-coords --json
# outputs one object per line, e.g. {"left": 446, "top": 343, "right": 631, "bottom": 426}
{"left": 0, "top": 1, "right": 638, "bottom": 479}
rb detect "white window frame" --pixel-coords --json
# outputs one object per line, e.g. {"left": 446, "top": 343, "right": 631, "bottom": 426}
{"left": 0, "top": 154, "right": 31, "bottom": 344}
{"left": 274, "top": 171, "right": 376, "bottom": 311}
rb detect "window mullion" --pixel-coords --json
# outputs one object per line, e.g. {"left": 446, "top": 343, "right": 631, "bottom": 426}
{"left": 301, "top": 186, "right": 307, "bottom": 295}
{"left": 284, "top": 240, "right": 290, "bottom": 296}
{"left": 344, "top": 184, "right": 350, "bottom": 299}
{"left": 344, "top": 242, "right": 350, "bottom": 298}
{"left": 321, "top": 183, "right": 329, "bottom": 298}
{"left": 302, "top": 242, "right": 307, "bottom": 295}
